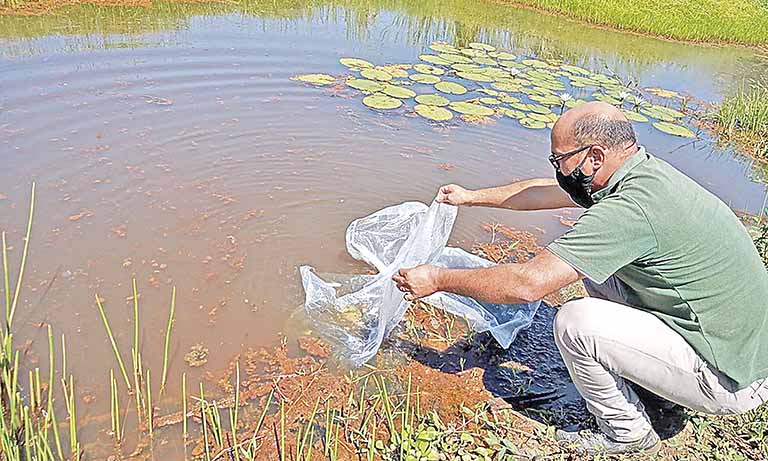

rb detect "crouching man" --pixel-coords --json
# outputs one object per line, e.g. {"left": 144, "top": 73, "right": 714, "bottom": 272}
{"left": 393, "top": 101, "right": 768, "bottom": 455}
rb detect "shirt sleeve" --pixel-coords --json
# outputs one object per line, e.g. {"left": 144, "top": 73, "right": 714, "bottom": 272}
{"left": 547, "top": 195, "right": 657, "bottom": 284}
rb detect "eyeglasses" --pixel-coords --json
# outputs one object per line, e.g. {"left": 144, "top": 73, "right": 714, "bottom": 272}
{"left": 548, "top": 145, "right": 593, "bottom": 173}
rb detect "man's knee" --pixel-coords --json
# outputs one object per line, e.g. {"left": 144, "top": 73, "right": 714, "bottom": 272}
{"left": 553, "top": 297, "right": 607, "bottom": 349}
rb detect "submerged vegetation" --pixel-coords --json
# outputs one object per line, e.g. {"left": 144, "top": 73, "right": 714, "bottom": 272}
{"left": 507, "top": 0, "right": 768, "bottom": 46}
{"left": 712, "top": 83, "right": 768, "bottom": 162}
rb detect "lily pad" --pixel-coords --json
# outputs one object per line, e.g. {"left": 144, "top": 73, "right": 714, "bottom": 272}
{"left": 409, "top": 74, "right": 441, "bottom": 84}
{"left": 519, "top": 117, "right": 547, "bottom": 129}
{"left": 479, "top": 97, "right": 502, "bottom": 105}
{"left": 527, "top": 103, "right": 552, "bottom": 115}
{"left": 500, "top": 108, "right": 526, "bottom": 119}
{"left": 339, "top": 58, "right": 374, "bottom": 70}
{"left": 561, "top": 64, "right": 590, "bottom": 75}
{"left": 379, "top": 65, "right": 411, "bottom": 78}
{"left": 460, "top": 48, "right": 487, "bottom": 57}
{"left": 646, "top": 87, "right": 682, "bottom": 99}
{"left": 469, "top": 42, "right": 496, "bottom": 51}
{"left": 621, "top": 110, "right": 650, "bottom": 123}
{"left": 415, "top": 104, "right": 453, "bottom": 121}
{"left": 489, "top": 51, "right": 517, "bottom": 60}
{"left": 565, "top": 98, "right": 588, "bottom": 108}
{"left": 499, "top": 60, "right": 524, "bottom": 70}
{"left": 435, "top": 81, "right": 468, "bottom": 95}
{"left": 361, "top": 68, "right": 393, "bottom": 81}
{"left": 382, "top": 84, "right": 416, "bottom": 99}
{"left": 530, "top": 94, "right": 562, "bottom": 106}
{"left": 413, "top": 64, "right": 445, "bottom": 75}
{"left": 452, "top": 63, "right": 485, "bottom": 72}
{"left": 457, "top": 71, "right": 495, "bottom": 82}
{"left": 472, "top": 57, "right": 498, "bottom": 66}
{"left": 639, "top": 105, "right": 678, "bottom": 122}
{"left": 478, "top": 88, "right": 501, "bottom": 96}
{"left": 593, "top": 93, "right": 622, "bottom": 105}
{"left": 528, "top": 113, "right": 552, "bottom": 123}
{"left": 291, "top": 73, "right": 337, "bottom": 86}
{"left": 449, "top": 101, "right": 495, "bottom": 116}
{"left": 438, "top": 53, "right": 473, "bottom": 64}
{"left": 652, "top": 121, "right": 695, "bottom": 138}
{"left": 497, "top": 93, "right": 520, "bottom": 104}
{"left": 509, "top": 102, "right": 531, "bottom": 111}
{"left": 346, "top": 78, "right": 385, "bottom": 92}
{"left": 647, "top": 104, "right": 685, "bottom": 119}
{"left": 362, "top": 93, "right": 402, "bottom": 110}
{"left": 492, "top": 81, "right": 523, "bottom": 92}
{"left": 522, "top": 59, "right": 550, "bottom": 68}
{"left": 415, "top": 94, "right": 450, "bottom": 106}
{"left": 430, "top": 43, "right": 460, "bottom": 54}
{"left": 419, "top": 54, "right": 452, "bottom": 66}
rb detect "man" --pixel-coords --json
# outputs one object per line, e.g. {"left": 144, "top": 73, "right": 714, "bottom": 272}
{"left": 392, "top": 101, "right": 768, "bottom": 455}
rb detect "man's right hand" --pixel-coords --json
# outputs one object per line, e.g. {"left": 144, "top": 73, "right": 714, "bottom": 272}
{"left": 436, "top": 184, "right": 474, "bottom": 206}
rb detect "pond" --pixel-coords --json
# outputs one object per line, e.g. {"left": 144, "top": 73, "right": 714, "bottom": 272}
{"left": 1, "top": 0, "right": 767, "bottom": 457}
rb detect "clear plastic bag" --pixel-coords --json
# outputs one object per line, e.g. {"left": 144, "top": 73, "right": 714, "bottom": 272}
{"left": 299, "top": 201, "right": 540, "bottom": 365}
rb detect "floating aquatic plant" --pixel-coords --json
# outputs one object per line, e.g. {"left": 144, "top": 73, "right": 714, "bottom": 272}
{"left": 291, "top": 43, "right": 694, "bottom": 136}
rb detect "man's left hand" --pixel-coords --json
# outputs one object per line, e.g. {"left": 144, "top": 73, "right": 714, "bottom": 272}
{"left": 392, "top": 265, "right": 442, "bottom": 301}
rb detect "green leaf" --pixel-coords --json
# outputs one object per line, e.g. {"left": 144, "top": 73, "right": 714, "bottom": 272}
{"left": 409, "top": 74, "right": 441, "bottom": 84}
{"left": 449, "top": 101, "right": 495, "bottom": 116}
{"left": 621, "top": 109, "right": 649, "bottom": 122}
{"left": 652, "top": 121, "right": 696, "bottom": 138}
{"left": 561, "top": 64, "right": 590, "bottom": 75}
{"left": 339, "top": 58, "right": 374, "bottom": 69}
{"left": 362, "top": 93, "right": 403, "bottom": 110}
{"left": 429, "top": 43, "right": 460, "bottom": 54}
{"left": 346, "top": 78, "right": 385, "bottom": 92}
{"left": 519, "top": 117, "right": 547, "bottom": 129}
{"left": 500, "top": 108, "right": 526, "bottom": 119}
{"left": 438, "top": 53, "right": 473, "bottom": 64}
{"left": 435, "top": 81, "right": 468, "bottom": 95}
{"left": 489, "top": 51, "right": 517, "bottom": 60}
{"left": 415, "top": 94, "right": 450, "bottom": 106}
{"left": 291, "top": 73, "right": 337, "bottom": 86}
{"left": 415, "top": 104, "right": 453, "bottom": 121}
{"left": 492, "top": 81, "right": 523, "bottom": 93}
{"left": 361, "top": 68, "right": 393, "bottom": 81}
{"left": 419, "top": 54, "right": 452, "bottom": 66}
{"left": 479, "top": 97, "right": 502, "bottom": 105}
{"left": 469, "top": 42, "right": 496, "bottom": 51}
{"left": 413, "top": 64, "right": 445, "bottom": 75}
{"left": 472, "top": 57, "right": 497, "bottom": 66}
{"left": 382, "top": 84, "right": 416, "bottom": 99}
{"left": 457, "top": 71, "right": 494, "bottom": 82}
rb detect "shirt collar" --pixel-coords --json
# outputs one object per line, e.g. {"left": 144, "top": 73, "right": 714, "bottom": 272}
{"left": 590, "top": 145, "right": 649, "bottom": 204}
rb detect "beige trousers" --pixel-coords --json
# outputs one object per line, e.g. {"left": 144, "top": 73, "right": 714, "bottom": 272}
{"left": 553, "top": 276, "right": 768, "bottom": 442}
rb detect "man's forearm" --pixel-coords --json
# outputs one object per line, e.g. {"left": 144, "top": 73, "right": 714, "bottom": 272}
{"left": 435, "top": 264, "right": 538, "bottom": 304}
{"left": 468, "top": 178, "right": 575, "bottom": 211}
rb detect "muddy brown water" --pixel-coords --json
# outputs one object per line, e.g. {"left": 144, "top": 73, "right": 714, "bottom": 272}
{"left": 1, "top": 0, "right": 768, "bottom": 455}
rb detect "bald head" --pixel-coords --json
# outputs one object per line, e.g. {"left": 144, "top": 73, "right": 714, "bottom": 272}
{"left": 552, "top": 101, "right": 636, "bottom": 154}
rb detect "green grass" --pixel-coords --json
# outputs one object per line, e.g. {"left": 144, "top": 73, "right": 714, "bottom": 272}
{"left": 713, "top": 82, "right": 768, "bottom": 161}
{"left": 507, "top": 0, "right": 768, "bottom": 45}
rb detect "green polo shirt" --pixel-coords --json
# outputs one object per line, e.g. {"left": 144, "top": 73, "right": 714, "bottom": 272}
{"left": 548, "top": 147, "right": 768, "bottom": 389}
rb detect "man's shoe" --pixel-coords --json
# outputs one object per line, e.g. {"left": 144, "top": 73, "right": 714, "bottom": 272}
{"left": 555, "top": 428, "right": 661, "bottom": 455}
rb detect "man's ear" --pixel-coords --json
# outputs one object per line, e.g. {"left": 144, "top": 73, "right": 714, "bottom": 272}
{"left": 590, "top": 145, "right": 606, "bottom": 170}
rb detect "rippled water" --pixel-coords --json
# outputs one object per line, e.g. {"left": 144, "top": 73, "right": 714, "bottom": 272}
{"left": 1, "top": 0, "right": 767, "bottom": 453}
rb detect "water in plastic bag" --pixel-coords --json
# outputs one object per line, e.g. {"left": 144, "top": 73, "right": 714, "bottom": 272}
{"left": 299, "top": 201, "right": 541, "bottom": 366}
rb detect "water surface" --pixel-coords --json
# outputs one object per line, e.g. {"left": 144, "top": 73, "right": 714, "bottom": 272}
{"left": 1, "top": 0, "right": 767, "bottom": 453}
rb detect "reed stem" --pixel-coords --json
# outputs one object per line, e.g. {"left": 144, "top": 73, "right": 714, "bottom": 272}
{"left": 95, "top": 293, "right": 131, "bottom": 388}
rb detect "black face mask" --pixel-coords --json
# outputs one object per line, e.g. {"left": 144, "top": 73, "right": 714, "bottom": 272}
{"left": 556, "top": 154, "right": 595, "bottom": 208}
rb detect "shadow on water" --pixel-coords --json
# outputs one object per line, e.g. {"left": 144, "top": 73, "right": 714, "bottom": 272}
{"left": 397, "top": 303, "right": 689, "bottom": 440}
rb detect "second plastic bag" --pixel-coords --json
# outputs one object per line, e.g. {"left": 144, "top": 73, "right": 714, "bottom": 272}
{"left": 299, "top": 201, "right": 540, "bottom": 366}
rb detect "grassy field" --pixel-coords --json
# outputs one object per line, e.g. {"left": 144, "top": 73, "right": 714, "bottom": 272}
{"left": 713, "top": 83, "right": 768, "bottom": 161}
{"left": 506, "top": 0, "right": 768, "bottom": 46}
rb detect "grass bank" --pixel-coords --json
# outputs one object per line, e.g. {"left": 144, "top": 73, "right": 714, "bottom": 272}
{"left": 505, "top": 0, "right": 768, "bottom": 46}
{"left": 712, "top": 83, "right": 768, "bottom": 162}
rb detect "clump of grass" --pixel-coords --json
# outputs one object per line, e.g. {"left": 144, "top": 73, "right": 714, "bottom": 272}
{"left": 713, "top": 82, "right": 768, "bottom": 161}
{"left": 507, "top": 0, "right": 768, "bottom": 45}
